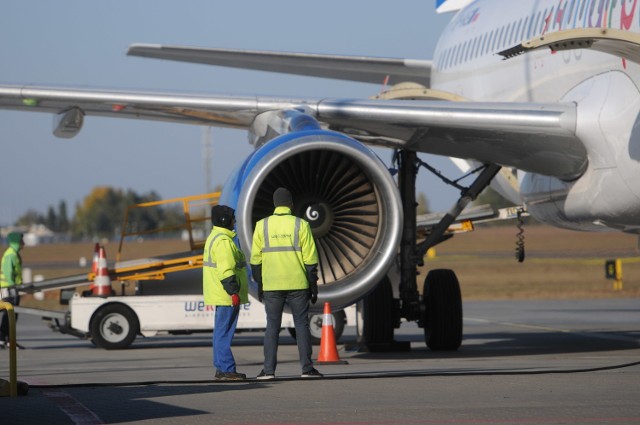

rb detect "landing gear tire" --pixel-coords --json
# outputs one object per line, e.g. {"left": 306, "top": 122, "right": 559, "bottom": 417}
{"left": 422, "top": 269, "right": 462, "bottom": 351}
{"left": 90, "top": 304, "right": 139, "bottom": 350}
{"left": 288, "top": 310, "right": 346, "bottom": 345}
{"left": 356, "top": 277, "right": 394, "bottom": 345}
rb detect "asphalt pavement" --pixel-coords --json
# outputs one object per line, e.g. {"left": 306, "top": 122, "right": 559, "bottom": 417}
{"left": 1, "top": 298, "right": 640, "bottom": 424}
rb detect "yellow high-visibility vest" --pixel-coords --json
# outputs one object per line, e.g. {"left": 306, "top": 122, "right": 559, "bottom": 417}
{"left": 250, "top": 206, "right": 318, "bottom": 291}
{"left": 0, "top": 247, "right": 22, "bottom": 288}
{"left": 202, "top": 227, "right": 249, "bottom": 306}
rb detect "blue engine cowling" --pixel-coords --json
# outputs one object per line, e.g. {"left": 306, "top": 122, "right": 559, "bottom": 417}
{"left": 220, "top": 125, "right": 402, "bottom": 312}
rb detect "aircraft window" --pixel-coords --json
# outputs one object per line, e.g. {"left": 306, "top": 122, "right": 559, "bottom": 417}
{"left": 454, "top": 43, "right": 461, "bottom": 66}
{"left": 504, "top": 23, "right": 512, "bottom": 48}
{"left": 498, "top": 25, "right": 506, "bottom": 50}
{"left": 526, "top": 14, "right": 534, "bottom": 39}
{"left": 521, "top": 16, "right": 529, "bottom": 40}
{"left": 486, "top": 30, "right": 494, "bottom": 53}
{"left": 533, "top": 12, "right": 542, "bottom": 35}
{"left": 514, "top": 19, "right": 523, "bottom": 44}
{"left": 542, "top": 8, "right": 549, "bottom": 32}
{"left": 492, "top": 27, "right": 500, "bottom": 52}
{"left": 464, "top": 39, "right": 471, "bottom": 62}
{"left": 470, "top": 37, "right": 476, "bottom": 60}
{"left": 566, "top": 0, "right": 576, "bottom": 27}
{"left": 578, "top": 0, "right": 586, "bottom": 21}
{"left": 472, "top": 36, "right": 479, "bottom": 59}
{"left": 481, "top": 32, "right": 488, "bottom": 56}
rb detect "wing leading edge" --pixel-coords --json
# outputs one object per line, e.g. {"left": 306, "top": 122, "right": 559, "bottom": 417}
{"left": 0, "top": 84, "right": 585, "bottom": 180}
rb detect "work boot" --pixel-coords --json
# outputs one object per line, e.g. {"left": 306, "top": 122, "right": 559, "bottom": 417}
{"left": 301, "top": 368, "right": 323, "bottom": 378}
{"left": 215, "top": 371, "right": 246, "bottom": 381}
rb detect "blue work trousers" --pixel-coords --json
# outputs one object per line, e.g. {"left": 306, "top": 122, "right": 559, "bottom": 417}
{"left": 263, "top": 289, "right": 313, "bottom": 374}
{"left": 213, "top": 305, "right": 240, "bottom": 373}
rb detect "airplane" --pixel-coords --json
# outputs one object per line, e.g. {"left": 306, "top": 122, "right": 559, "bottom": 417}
{"left": 1, "top": 0, "right": 640, "bottom": 351}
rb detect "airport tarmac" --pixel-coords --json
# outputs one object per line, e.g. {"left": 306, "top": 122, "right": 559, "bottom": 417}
{"left": 1, "top": 298, "right": 640, "bottom": 424}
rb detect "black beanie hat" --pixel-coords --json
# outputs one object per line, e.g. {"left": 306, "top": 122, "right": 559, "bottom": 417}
{"left": 273, "top": 187, "right": 293, "bottom": 207}
{"left": 211, "top": 205, "right": 235, "bottom": 229}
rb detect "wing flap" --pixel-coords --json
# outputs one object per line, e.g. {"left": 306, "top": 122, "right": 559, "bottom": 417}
{"left": 127, "top": 44, "right": 432, "bottom": 86}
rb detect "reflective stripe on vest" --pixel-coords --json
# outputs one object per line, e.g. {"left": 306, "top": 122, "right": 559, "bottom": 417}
{"left": 263, "top": 216, "right": 302, "bottom": 253}
{"left": 203, "top": 233, "right": 245, "bottom": 269}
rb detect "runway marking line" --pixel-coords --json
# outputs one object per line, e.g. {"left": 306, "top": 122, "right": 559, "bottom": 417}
{"left": 41, "top": 389, "right": 104, "bottom": 425}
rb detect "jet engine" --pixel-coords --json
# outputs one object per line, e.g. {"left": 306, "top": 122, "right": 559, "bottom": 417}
{"left": 220, "top": 110, "right": 402, "bottom": 312}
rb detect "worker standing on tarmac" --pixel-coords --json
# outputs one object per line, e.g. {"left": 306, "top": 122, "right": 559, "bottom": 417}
{"left": 251, "top": 187, "right": 323, "bottom": 379}
{"left": 203, "top": 205, "right": 249, "bottom": 381}
{"left": 0, "top": 232, "right": 25, "bottom": 349}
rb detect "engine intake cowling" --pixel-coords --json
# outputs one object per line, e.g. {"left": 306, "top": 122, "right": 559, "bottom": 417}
{"left": 222, "top": 126, "right": 402, "bottom": 312}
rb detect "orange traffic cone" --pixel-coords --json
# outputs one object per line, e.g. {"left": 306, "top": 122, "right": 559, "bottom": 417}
{"left": 316, "top": 302, "right": 348, "bottom": 365}
{"left": 91, "top": 242, "right": 100, "bottom": 274}
{"left": 92, "top": 246, "right": 112, "bottom": 297}
{"left": 88, "top": 242, "right": 100, "bottom": 292}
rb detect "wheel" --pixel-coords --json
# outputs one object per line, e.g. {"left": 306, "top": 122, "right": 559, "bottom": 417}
{"left": 422, "top": 269, "right": 462, "bottom": 350}
{"left": 356, "top": 277, "right": 394, "bottom": 345}
{"left": 90, "top": 304, "right": 139, "bottom": 350}
{"left": 288, "top": 310, "right": 346, "bottom": 345}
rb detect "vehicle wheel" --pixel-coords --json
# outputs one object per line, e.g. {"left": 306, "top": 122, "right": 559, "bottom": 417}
{"left": 288, "top": 310, "right": 346, "bottom": 345}
{"left": 422, "top": 269, "right": 462, "bottom": 350}
{"left": 356, "top": 276, "right": 394, "bottom": 345}
{"left": 90, "top": 304, "right": 139, "bottom": 350}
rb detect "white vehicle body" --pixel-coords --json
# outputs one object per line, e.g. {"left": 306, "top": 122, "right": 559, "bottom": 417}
{"left": 69, "top": 292, "right": 354, "bottom": 350}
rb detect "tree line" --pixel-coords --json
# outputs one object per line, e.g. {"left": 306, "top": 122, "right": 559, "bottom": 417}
{"left": 16, "top": 186, "right": 185, "bottom": 240}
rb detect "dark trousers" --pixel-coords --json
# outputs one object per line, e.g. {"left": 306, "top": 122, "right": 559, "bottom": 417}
{"left": 263, "top": 289, "right": 313, "bottom": 374}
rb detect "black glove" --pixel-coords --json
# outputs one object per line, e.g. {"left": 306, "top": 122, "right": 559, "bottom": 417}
{"left": 309, "top": 281, "right": 318, "bottom": 305}
{"left": 305, "top": 264, "right": 318, "bottom": 304}
{"left": 258, "top": 283, "right": 264, "bottom": 303}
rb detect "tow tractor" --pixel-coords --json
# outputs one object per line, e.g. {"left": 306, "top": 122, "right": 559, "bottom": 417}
{"left": 18, "top": 193, "right": 353, "bottom": 349}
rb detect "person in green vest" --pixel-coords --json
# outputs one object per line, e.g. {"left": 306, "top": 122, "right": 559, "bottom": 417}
{"left": 203, "top": 205, "right": 249, "bottom": 381}
{"left": 1, "top": 232, "right": 25, "bottom": 349}
{"left": 251, "top": 187, "right": 322, "bottom": 380}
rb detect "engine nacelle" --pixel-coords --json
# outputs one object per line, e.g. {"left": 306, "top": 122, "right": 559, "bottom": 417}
{"left": 52, "top": 107, "right": 84, "bottom": 139}
{"left": 220, "top": 112, "right": 402, "bottom": 311}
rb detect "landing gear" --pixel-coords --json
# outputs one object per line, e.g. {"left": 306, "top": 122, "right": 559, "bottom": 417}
{"left": 356, "top": 277, "right": 395, "bottom": 346}
{"left": 422, "top": 269, "right": 462, "bottom": 350}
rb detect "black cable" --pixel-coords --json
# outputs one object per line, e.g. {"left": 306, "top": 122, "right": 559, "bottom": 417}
{"left": 27, "top": 359, "right": 640, "bottom": 388}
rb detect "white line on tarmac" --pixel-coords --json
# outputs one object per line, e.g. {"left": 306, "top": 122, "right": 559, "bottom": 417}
{"left": 41, "top": 389, "right": 104, "bottom": 425}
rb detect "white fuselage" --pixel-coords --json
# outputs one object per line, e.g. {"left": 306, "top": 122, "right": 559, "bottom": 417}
{"left": 431, "top": 0, "right": 640, "bottom": 233}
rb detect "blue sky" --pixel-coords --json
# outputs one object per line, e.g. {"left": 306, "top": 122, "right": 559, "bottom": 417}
{"left": 0, "top": 1, "right": 456, "bottom": 226}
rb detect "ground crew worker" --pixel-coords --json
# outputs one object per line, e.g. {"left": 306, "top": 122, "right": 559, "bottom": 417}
{"left": 251, "top": 187, "right": 323, "bottom": 379}
{"left": 0, "top": 232, "right": 25, "bottom": 349}
{"left": 203, "top": 205, "right": 249, "bottom": 381}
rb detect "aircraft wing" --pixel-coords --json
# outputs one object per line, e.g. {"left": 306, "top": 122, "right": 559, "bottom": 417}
{"left": 0, "top": 84, "right": 585, "bottom": 180}
{"left": 127, "top": 44, "right": 432, "bottom": 86}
